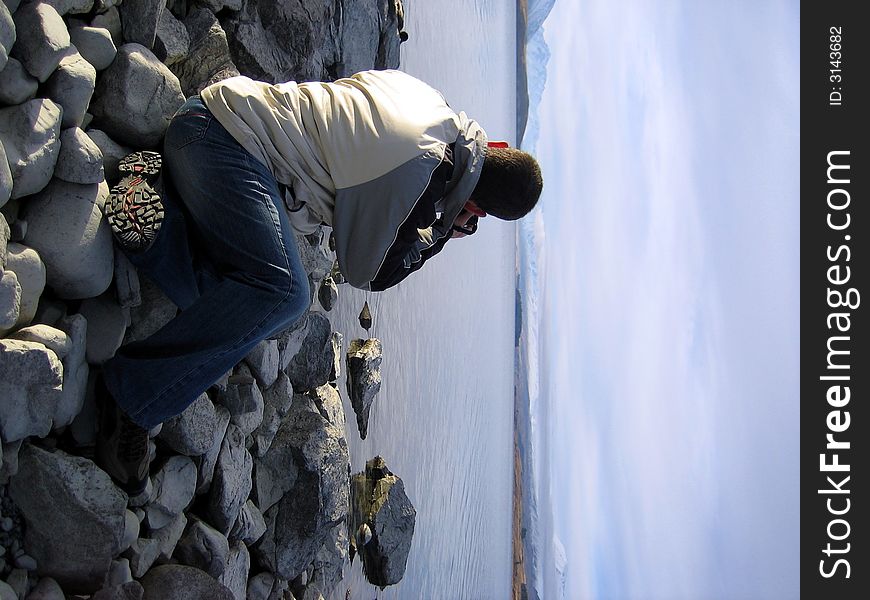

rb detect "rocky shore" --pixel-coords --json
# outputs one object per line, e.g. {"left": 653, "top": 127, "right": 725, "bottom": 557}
{"left": 1, "top": 1, "right": 412, "bottom": 598}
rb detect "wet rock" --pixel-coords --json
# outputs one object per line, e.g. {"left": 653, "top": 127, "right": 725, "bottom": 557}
{"left": 255, "top": 385, "right": 349, "bottom": 580}
{"left": 140, "top": 565, "right": 234, "bottom": 600}
{"left": 86, "top": 129, "right": 131, "bottom": 183}
{"left": 146, "top": 455, "right": 196, "bottom": 530}
{"left": 44, "top": 48, "right": 97, "bottom": 129}
{"left": 253, "top": 372, "right": 293, "bottom": 458}
{"left": 0, "top": 339, "right": 63, "bottom": 442}
{"left": 22, "top": 179, "right": 114, "bottom": 299}
{"left": 90, "top": 43, "right": 185, "bottom": 148}
{"left": 219, "top": 541, "right": 250, "bottom": 600}
{"left": 0, "top": 58, "right": 38, "bottom": 105}
{"left": 9, "top": 444, "right": 127, "bottom": 593}
{"left": 9, "top": 1, "right": 69, "bottom": 82}
{"left": 0, "top": 98, "right": 62, "bottom": 199}
{"left": 170, "top": 7, "right": 238, "bottom": 97}
{"left": 350, "top": 456, "right": 416, "bottom": 587}
{"left": 208, "top": 423, "right": 253, "bottom": 534}
{"left": 118, "top": 0, "right": 164, "bottom": 48}
{"left": 229, "top": 499, "right": 266, "bottom": 545}
{"left": 346, "top": 338, "right": 382, "bottom": 440}
{"left": 92, "top": 581, "right": 144, "bottom": 600}
{"left": 244, "top": 338, "right": 279, "bottom": 388}
{"left": 160, "top": 393, "right": 224, "bottom": 456}
{"left": 285, "top": 312, "right": 335, "bottom": 392}
{"left": 69, "top": 26, "right": 117, "bottom": 70}
{"left": 78, "top": 292, "right": 129, "bottom": 364}
{"left": 54, "top": 127, "right": 104, "bottom": 184}
{"left": 154, "top": 6, "right": 188, "bottom": 66}
{"left": 174, "top": 517, "right": 229, "bottom": 578}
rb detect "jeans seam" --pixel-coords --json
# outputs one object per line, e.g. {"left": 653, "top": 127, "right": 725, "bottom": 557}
{"left": 128, "top": 151, "right": 296, "bottom": 424}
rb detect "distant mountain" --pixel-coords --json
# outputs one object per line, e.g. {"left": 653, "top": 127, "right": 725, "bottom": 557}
{"left": 517, "top": 0, "right": 556, "bottom": 149}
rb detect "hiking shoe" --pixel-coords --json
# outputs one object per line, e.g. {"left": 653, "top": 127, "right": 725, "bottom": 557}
{"left": 105, "top": 151, "right": 165, "bottom": 252}
{"left": 94, "top": 375, "right": 151, "bottom": 496}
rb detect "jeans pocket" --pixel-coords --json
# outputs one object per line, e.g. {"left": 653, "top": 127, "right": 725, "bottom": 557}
{"left": 165, "top": 111, "right": 213, "bottom": 150}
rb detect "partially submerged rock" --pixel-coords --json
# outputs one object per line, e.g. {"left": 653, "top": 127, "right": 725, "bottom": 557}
{"left": 346, "top": 338, "right": 383, "bottom": 440}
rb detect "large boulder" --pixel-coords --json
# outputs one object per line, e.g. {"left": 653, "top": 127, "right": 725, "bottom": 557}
{"left": 119, "top": 0, "right": 165, "bottom": 49}
{"left": 154, "top": 6, "right": 188, "bottom": 66}
{"left": 22, "top": 179, "right": 114, "bottom": 299}
{"left": 90, "top": 43, "right": 185, "bottom": 148}
{"left": 0, "top": 99, "right": 62, "bottom": 200}
{"left": 169, "top": 7, "right": 238, "bottom": 97}
{"left": 350, "top": 456, "right": 416, "bottom": 587}
{"left": 69, "top": 25, "right": 117, "bottom": 70}
{"left": 8, "top": 444, "right": 127, "bottom": 593}
{"left": 0, "top": 57, "right": 38, "bottom": 106}
{"left": 44, "top": 48, "right": 97, "bottom": 129}
{"left": 0, "top": 338, "right": 63, "bottom": 442}
{"left": 54, "top": 126, "right": 105, "bottom": 184}
{"left": 140, "top": 565, "right": 234, "bottom": 600}
{"left": 346, "top": 337, "right": 382, "bottom": 440}
{"left": 9, "top": 1, "right": 70, "bottom": 82}
{"left": 255, "top": 384, "right": 349, "bottom": 580}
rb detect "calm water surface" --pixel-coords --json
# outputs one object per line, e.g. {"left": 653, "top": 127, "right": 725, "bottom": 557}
{"left": 325, "top": 1, "right": 517, "bottom": 599}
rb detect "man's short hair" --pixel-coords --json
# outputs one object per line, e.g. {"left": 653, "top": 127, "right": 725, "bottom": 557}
{"left": 471, "top": 147, "right": 543, "bottom": 220}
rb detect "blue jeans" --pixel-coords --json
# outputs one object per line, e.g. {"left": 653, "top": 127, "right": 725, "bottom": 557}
{"left": 103, "top": 97, "right": 310, "bottom": 429}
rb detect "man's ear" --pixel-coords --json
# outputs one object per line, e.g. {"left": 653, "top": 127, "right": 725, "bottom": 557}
{"left": 464, "top": 200, "right": 487, "bottom": 217}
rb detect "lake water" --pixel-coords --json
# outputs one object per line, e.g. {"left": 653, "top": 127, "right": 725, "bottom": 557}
{"left": 324, "top": 1, "right": 518, "bottom": 599}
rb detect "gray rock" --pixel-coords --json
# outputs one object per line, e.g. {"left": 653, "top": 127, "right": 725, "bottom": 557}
{"left": 78, "top": 292, "right": 129, "bottom": 364}
{"left": 0, "top": 582, "right": 16, "bottom": 600}
{"left": 9, "top": 444, "right": 127, "bottom": 593}
{"left": 0, "top": 0, "right": 13, "bottom": 72}
{"left": 169, "top": 7, "right": 238, "bottom": 97}
{"left": 120, "top": 509, "right": 140, "bottom": 553}
{"left": 0, "top": 58, "right": 38, "bottom": 105}
{"left": 55, "top": 127, "right": 104, "bottom": 184}
{"left": 219, "top": 542, "right": 250, "bottom": 600}
{"left": 46, "top": 0, "right": 95, "bottom": 16}
{"left": 26, "top": 577, "right": 65, "bottom": 600}
{"left": 195, "top": 404, "right": 230, "bottom": 495}
{"left": 244, "top": 338, "right": 279, "bottom": 388}
{"left": 198, "top": 0, "right": 243, "bottom": 12}
{"left": 208, "top": 424, "right": 253, "bottom": 534}
{"left": 92, "top": 581, "right": 144, "bottom": 600}
{"left": 217, "top": 367, "right": 264, "bottom": 436}
{"left": 44, "top": 48, "right": 97, "bottom": 129}
{"left": 255, "top": 385, "right": 349, "bottom": 580}
{"left": 229, "top": 499, "right": 266, "bottom": 545}
{"left": 69, "top": 26, "right": 117, "bottom": 70}
{"left": 114, "top": 251, "right": 141, "bottom": 308}
{"left": 160, "top": 393, "right": 224, "bottom": 456}
{"left": 253, "top": 372, "right": 293, "bottom": 457}
{"left": 0, "top": 267, "right": 19, "bottom": 335}
{"left": 123, "top": 537, "right": 160, "bottom": 579}
{"left": 1, "top": 211, "right": 8, "bottom": 262}
{"left": 1, "top": 142, "right": 11, "bottom": 209}
{"left": 0, "top": 439, "right": 22, "bottom": 483}
{"left": 22, "top": 179, "right": 114, "bottom": 299}
{"left": 350, "top": 456, "right": 416, "bottom": 587}
{"left": 221, "top": 0, "right": 340, "bottom": 83}
{"left": 0, "top": 99, "right": 62, "bottom": 199}
{"left": 140, "top": 565, "right": 234, "bottom": 600}
{"left": 86, "top": 128, "right": 131, "bottom": 183}
{"left": 246, "top": 573, "right": 275, "bottom": 600}
{"left": 91, "top": 5, "right": 122, "bottom": 46}
{"left": 119, "top": 0, "right": 165, "bottom": 49}
{"left": 4, "top": 570, "right": 27, "bottom": 600}
{"left": 9, "top": 1, "right": 69, "bottom": 82}
{"left": 7, "top": 323, "right": 70, "bottom": 358}
{"left": 346, "top": 338, "right": 382, "bottom": 440}
{"left": 154, "top": 5, "right": 188, "bottom": 66}
{"left": 148, "top": 511, "right": 187, "bottom": 561}
{"left": 54, "top": 313, "right": 89, "bottom": 428}
{"left": 317, "top": 275, "right": 337, "bottom": 311}
{"left": 295, "top": 231, "right": 333, "bottom": 282}
{"left": 0, "top": 339, "right": 63, "bottom": 442}
{"left": 90, "top": 43, "right": 185, "bottom": 148}
{"left": 145, "top": 456, "right": 196, "bottom": 530}
{"left": 276, "top": 311, "right": 308, "bottom": 371}
{"left": 329, "top": 331, "right": 342, "bottom": 381}
{"left": 174, "top": 517, "right": 229, "bottom": 578}
{"left": 104, "top": 558, "right": 134, "bottom": 587}
{"left": 308, "top": 522, "right": 348, "bottom": 597}
{"left": 123, "top": 274, "right": 176, "bottom": 343}
{"left": 285, "top": 312, "right": 335, "bottom": 392}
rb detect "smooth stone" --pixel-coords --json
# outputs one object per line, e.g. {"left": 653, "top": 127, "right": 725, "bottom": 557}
{"left": 3, "top": 243, "right": 45, "bottom": 329}
{"left": 26, "top": 577, "right": 65, "bottom": 600}
{"left": 0, "top": 58, "right": 38, "bottom": 105}
{"left": 55, "top": 127, "right": 104, "bottom": 184}
{"left": 0, "top": 99, "right": 62, "bottom": 199}
{"left": 0, "top": 268, "right": 20, "bottom": 335}
{"left": 22, "top": 179, "right": 114, "bottom": 299}
{"left": 44, "top": 48, "right": 97, "bottom": 129}
{"left": 69, "top": 25, "right": 117, "bottom": 70}
{"left": 86, "top": 128, "right": 131, "bottom": 183}
{"left": 78, "top": 292, "right": 129, "bottom": 364}
{"left": 90, "top": 5, "right": 122, "bottom": 46}
{"left": 0, "top": 339, "right": 63, "bottom": 442}
{"left": 244, "top": 339, "right": 279, "bottom": 388}
{"left": 7, "top": 323, "right": 71, "bottom": 358}
{"left": 9, "top": 1, "right": 69, "bottom": 82}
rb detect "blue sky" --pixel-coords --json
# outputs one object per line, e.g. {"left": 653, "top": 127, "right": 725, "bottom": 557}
{"left": 532, "top": 1, "right": 800, "bottom": 598}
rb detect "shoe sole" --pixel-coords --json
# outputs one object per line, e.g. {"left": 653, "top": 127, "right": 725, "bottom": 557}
{"left": 106, "top": 151, "right": 165, "bottom": 252}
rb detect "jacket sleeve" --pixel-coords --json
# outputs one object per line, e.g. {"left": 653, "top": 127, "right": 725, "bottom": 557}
{"left": 369, "top": 145, "right": 458, "bottom": 292}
